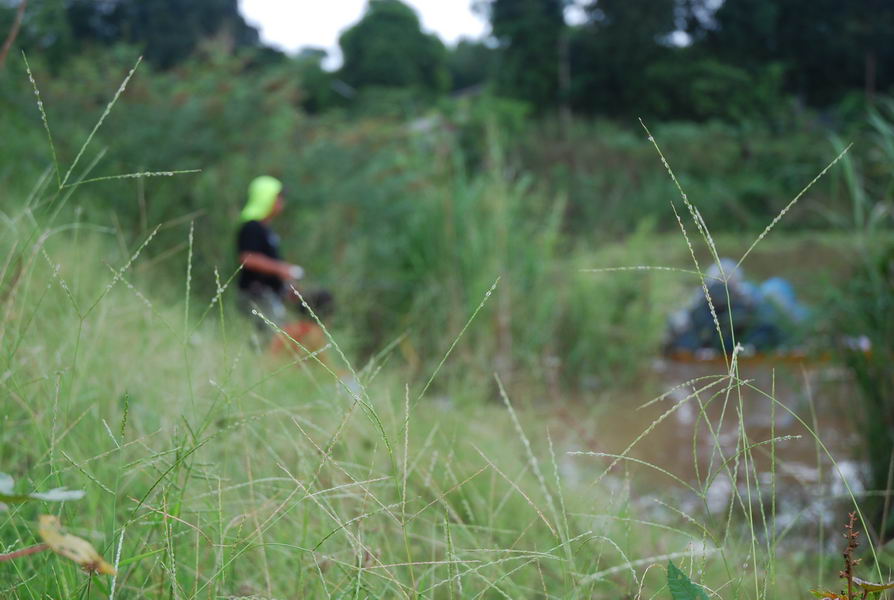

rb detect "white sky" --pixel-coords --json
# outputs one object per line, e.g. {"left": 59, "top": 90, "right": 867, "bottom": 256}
{"left": 238, "top": 1, "right": 490, "bottom": 69}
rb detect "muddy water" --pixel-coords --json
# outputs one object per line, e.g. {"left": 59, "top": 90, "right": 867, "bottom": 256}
{"left": 549, "top": 358, "right": 864, "bottom": 544}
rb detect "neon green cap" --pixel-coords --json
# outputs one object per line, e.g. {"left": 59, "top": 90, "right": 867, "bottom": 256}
{"left": 241, "top": 175, "right": 283, "bottom": 221}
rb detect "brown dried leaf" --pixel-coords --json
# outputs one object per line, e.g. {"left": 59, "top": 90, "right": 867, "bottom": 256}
{"left": 809, "top": 590, "right": 847, "bottom": 599}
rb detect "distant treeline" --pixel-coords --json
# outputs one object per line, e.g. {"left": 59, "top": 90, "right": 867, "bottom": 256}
{"left": 3, "top": 0, "right": 892, "bottom": 122}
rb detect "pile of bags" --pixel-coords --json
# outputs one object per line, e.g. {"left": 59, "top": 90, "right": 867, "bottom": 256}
{"left": 664, "top": 259, "right": 809, "bottom": 355}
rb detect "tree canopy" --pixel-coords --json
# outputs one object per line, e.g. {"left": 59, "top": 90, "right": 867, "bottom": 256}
{"left": 3, "top": 0, "right": 894, "bottom": 120}
{"left": 4, "top": 0, "right": 263, "bottom": 68}
{"left": 338, "top": 0, "right": 449, "bottom": 95}
{"left": 485, "top": 0, "right": 565, "bottom": 110}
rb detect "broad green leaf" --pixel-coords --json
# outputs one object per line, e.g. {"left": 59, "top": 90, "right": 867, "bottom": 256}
{"left": 0, "top": 472, "right": 85, "bottom": 504}
{"left": 667, "top": 561, "right": 709, "bottom": 600}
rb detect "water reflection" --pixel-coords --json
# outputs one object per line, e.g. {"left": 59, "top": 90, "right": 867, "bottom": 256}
{"left": 557, "top": 358, "right": 864, "bottom": 549}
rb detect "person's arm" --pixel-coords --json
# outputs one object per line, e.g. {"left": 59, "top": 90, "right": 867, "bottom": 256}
{"left": 239, "top": 252, "right": 303, "bottom": 282}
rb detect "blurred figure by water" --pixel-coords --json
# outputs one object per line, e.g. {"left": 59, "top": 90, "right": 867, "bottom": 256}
{"left": 236, "top": 175, "right": 333, "bottom": 361}
{"left": 664, "top": 258, "right": 810, "bottom": 357}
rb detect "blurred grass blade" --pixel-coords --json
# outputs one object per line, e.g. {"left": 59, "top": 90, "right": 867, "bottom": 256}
{"left": 60, "top": 55, "right": 142, "bottom": 188}
{"left": 22, "top": 52, "right": 61, "bottom": 188}
{"left": 61, "top": 169, "right": 201, "bottom": 190}
{"left": 0, "top": 472, "right": 85, "bottom": 504}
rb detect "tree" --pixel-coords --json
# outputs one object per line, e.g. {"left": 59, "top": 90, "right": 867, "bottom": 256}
{"left": 704, "top": 0, "right": 894, "bottom": 106}
{"left": 484, "top": 0, "right": 565, "bottom": 111}
{"left": 338, "top": 0, "right": 449, "bottom": 95}
{"left": 447, "top": 39, "right": 496, "bottom": 92}
{"left": 829, "top": 0, "right": 894, "bottom": 101}
{"left": 8, "top": 0, "right": 263, "bottom": 69}
{"left": 569, "top": 0, "right": 676, "bottom": 115}
{"left": 0, "top": 0, "right": 28, "bottom": 68}
{"left": 1, "top": 0, "right": 76, "bottom": 68}
{"left": 294, "top": 47, "right": 334, "bottom": 113}
{"left": 95, "top": 0, "right": 261, "bottom": 68}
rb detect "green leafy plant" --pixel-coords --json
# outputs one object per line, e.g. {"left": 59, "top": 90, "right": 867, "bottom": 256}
{"left": 667, "top": 561, "right": 709, "bottom": 600}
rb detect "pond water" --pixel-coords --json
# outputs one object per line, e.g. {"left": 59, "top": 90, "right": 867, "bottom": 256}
{"left": 548, "top": 357, "right": 866, "bottom": 549}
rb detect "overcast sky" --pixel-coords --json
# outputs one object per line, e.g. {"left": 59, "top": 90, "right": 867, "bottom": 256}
{"left": 238, "top": 1, "right": 490, "bottom": 69}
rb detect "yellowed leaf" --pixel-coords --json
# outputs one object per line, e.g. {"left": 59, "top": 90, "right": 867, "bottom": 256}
{"left": 853, "top": 577, "right": 894, "bottom": 593}
{"left": 37, "top": 515, "right": 116, "bottom": 575}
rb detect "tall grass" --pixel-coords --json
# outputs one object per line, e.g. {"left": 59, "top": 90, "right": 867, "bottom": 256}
{"left": 1, "top": 56, "right": 888, "bottom": 599}
{"left": 1, "top": 221, "right": 715, "bottom": 598}
{"left": 827, "top": 100, "right": 894, "bottom": 541}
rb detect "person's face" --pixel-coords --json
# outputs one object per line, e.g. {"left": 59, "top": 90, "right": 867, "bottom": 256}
{"left": 270, "top": 193, "right": 285, "bottom": 219}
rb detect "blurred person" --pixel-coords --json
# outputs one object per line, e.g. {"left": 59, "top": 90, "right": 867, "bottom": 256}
{"left": 236, "top": 175, "right": 334, "bottom": 362}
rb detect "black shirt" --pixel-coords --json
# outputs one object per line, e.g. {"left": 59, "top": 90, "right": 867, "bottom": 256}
{"left": 237, "top": 220, "right": 284, "bottom": 294}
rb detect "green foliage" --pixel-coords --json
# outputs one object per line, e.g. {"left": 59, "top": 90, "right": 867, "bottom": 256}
{"left": 487, "top": 0, "right": 565, "bottom": 110}
{"left": 705, "top": 0, "right": 894, "bottom": 106}
{"left": 1, "top": 0, "right": 74, "bottom": 68}
{"left": 293, "top": 47, "right": 336, "bottom": 113}
{"left": 1, "top": 46, "right": 304, "bottom": 277}
{"left": 338, "top": 0, "right": 449, "bottom": 96}
{"left": 446, "top": 39, "right": 496, "bottom": 92}
{"left": 570, "top": 0, "right": 675, "bottom": 116}
{"left": 516, "top": 118, "right": 849, "bottom": 235}
{"left": 667, "top": 561, "right": 709, "bottom": 600}
{"left": 826, "top": 102, "right": 894, "bottom": 535}
{"left": 642, "top": 55, "right": 786, "bottom": 123}
{"left": 8, "top": 0, "right": 266, "bottom": 69}
{"left": 5, "top": 0, "right": 894, "bottom": 120}
{"left": 558, "top": 222, "right": 678, "bottom": 386}
{"left": 443, "top": 93, "right": 530, "bottom": 172}
{"left": 831, "top": 243, "right": 894, "bottom": 528}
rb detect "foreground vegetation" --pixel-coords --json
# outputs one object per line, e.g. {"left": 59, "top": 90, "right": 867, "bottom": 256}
{"left": 3, "top": 205, "right": 887, "bottom": 598}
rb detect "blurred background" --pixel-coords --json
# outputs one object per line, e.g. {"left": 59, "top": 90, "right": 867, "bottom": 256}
{"left": 2, "top": 0, "right": 893, "bottom": 406}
